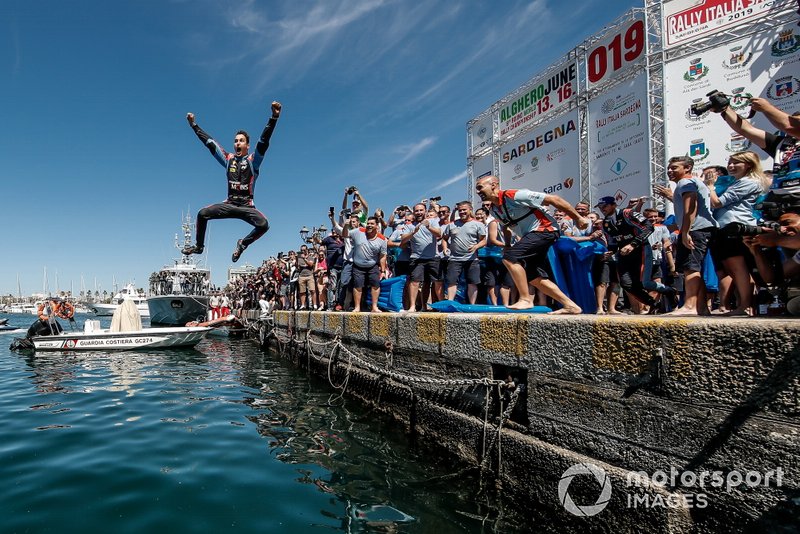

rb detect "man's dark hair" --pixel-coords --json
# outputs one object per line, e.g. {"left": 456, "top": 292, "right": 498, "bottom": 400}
{"left": 669, "top": 155, "right": 695, "bottom": 170}
{"left": 236, "top": 130, "right": 250, "bottom": 143}
{"left": 367, "top": 216, "right": 379, "bottom": 224}
{"left": 703, "top": 165, "right": 727, "bottom": 176}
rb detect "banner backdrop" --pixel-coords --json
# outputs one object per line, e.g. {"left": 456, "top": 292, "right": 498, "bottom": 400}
{"left": 496, "top": 60, "right": 578, "bottom": 140}
{"left": 662, "top": 0, "right": 793, "bottom": 49}
{"left": 588, "top": 72, "right": 651, "bottom": 205}
{"left": 664, "top": 22, "right": 800, "bottom": 170}
{"left": 469, "top": 115, "right": 493, "bottom": 157}
{"left": 470, "top": 154, "right": 494, "bottom": 205}
{"left": 498, "top": 110, "right": 581, "bottom": 205}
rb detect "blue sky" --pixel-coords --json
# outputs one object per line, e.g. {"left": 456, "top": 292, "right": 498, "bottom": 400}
{"left": 1, "top": 0, "right": 636, "bottom": 296}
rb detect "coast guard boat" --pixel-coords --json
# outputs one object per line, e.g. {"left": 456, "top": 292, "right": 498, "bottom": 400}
{"left": 147, "top": 215, "right": 211, "bottom": 326}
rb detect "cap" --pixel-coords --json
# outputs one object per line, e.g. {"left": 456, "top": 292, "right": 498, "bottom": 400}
{"left": 595, "top": 196, "right": 616, "bottom": 207}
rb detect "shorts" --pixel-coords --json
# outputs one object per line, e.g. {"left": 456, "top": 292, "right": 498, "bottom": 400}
{"left": 675, "top": 228, "right": 714, "bottom": 273}
{"left": 711, "top": 229, "right": 751, "bottom": 262}
{"left": 352, "top": 264, "right": 380, "bottom": 289}
{"left": 592, "top": 258, "right": 618, "bottom": 286}
{"left": 650, "top": 262, "right": 663, "bottom": 281}
{"left": 394, "top": 260, "right": 411, "bottom": 277}
{"left": 298, "top": 275, "right": 314, "bottom": 293}
{"left": 502, "top": 231, "right": 557, "bottom": 281}
{"left": 446, "top": 259, "right": 481, "bottom": 286}
{"left": 410, "top": 258, "right": 439, "bottom": 283}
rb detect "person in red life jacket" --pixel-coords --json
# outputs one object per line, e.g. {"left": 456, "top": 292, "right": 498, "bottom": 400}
{"left": 475, "top": 175, "right": 588, "bottom": 313}
{"left": 183, "top": 101, "right": 282, "bottom": 262}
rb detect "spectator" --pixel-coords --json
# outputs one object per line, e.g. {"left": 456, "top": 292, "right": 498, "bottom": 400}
{"left": 342, "top": 216, "right": 387, "bottom": 313}
{"left": 342, "top": 187, "right": 369, "bottom": 225}
{"left": 707, "top": 151, "right": 770, "bottom": 315}
{"left": 401, "top": 203, "right": 443, "bottom": 312}
{"left": 596, "top": 196, "right": 675, "bottom": 313}
{"left": 441, "top": 201, "right": 487, "bottom": 303}
{"left": 655, "top": 156, "right": 718, "bottom": 316}
{"left": 320, "top": 222, "right": 345, "bottom": 311}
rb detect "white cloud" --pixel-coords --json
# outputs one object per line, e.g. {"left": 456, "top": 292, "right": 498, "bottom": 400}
{"left": 432, "top": 170, "right": 467, "bottom": 191}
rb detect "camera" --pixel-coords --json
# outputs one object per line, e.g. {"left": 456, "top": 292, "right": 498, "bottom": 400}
{"left": 723, "top": 221, "right": 781, "bottom": 237}
{"left": 690, "top": 90, "right": 730, "bottom": 116}
{"left": 430, "top": 196, "right": 442, "bottom": 202}
{"left": 756, "top": 191, "right": 800, "bottom": 221}
{"left": 347, "top": 185, "right": 358, "bottom": 195}
{"left": 329, "top": 206, "right": 335, "bottom": 216}
{"left": 342, "top": 209, "right": 352, "bottom": 218}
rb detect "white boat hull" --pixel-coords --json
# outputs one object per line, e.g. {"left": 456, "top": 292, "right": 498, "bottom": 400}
{"left": 91, "top": 302, "right": 150, "bottom": 317}
{"left": 30, "top": 326, "right": 211, "bottom": 351}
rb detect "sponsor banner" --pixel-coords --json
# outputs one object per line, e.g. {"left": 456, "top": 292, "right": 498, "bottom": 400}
{"left": 470, "top": 154, "right": 494, "bottom": 206}
{"left": 588, "top": 72, "right": 650, "bottom": 205}
{"left": 469, "top": 115, "right": 493, "bottom": 156}
{"left": 497, "top": 60, "right": 578, "bottom": 140}
{"left": 664, "top": 23, "right": 800, "bottom": 171}
{"left": 498, "top": 110, "right": 580, "bottom": 205}
{"left": 586, "top": 15, "right": 647, "bottom": 89}
{"left": 663, "top": 0, "right": 793, "bottom": 49}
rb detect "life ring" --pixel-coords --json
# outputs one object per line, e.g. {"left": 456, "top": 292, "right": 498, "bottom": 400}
{"left": 54, "top": 301, "right": 75, "bottom": 320}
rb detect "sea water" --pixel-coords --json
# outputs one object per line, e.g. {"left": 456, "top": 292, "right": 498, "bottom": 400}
{"left": 0, "top": 314, "right": 527, "bottom": 533}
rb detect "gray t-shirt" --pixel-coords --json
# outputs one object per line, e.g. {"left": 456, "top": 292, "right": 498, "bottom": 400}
{"left": 389, "top": 224, "right": 412, "bottom": 262}
{"left": 673, "top": 177, "right": 717, "bottom": 231}
{"left": 349, "top": 228, "right": 387, "bottom": 268}
{"left": 406, "top": 219, "right": 440, "bottom": 260}
{"left": 443, "top": 219, "right": 487, "bottom": 261}
{"left": 713, "top": 177, "right": 762, "bottom": 227}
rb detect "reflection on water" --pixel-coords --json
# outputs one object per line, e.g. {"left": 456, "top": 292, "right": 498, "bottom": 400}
{"left": 0, "top": 313, "right": 525, "bottom": 532}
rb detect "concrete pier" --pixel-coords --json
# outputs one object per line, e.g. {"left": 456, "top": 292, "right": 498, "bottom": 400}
{"left": 263, "top": 310, "right": 800, "bottom": 532}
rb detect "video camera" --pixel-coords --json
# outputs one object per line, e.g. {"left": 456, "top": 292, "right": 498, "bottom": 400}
{"left": 690, "top": 90, "right": 730, "bottom": 116}
{"left": 756, "top": 190, "right": 800, "bottom": 221}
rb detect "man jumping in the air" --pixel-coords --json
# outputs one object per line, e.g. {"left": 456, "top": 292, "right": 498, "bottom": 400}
{"left": 182, "top": 101, "right": 282, "bottom": 262}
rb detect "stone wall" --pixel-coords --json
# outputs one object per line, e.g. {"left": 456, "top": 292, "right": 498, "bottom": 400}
{"left": 267, "top": 310, "right": 800, "bottom": 532}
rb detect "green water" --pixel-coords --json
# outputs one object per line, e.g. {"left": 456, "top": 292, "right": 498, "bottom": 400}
{"left": 0, "top": 314, "right": 523, "bottom": 533}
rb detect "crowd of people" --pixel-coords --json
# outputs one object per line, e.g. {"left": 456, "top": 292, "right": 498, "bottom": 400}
{"left": 216, "top": 98, "right": 799, "bottom": 317}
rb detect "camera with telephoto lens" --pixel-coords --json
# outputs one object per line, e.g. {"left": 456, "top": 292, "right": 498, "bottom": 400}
{"left": 347, "top": 185, "right": 358, "bottom": 195}
{"left": 723, "top": 221, "right": 781, "bottom": 237}
{"left": 690, "top": 90, "right": 730, "bottom": 116}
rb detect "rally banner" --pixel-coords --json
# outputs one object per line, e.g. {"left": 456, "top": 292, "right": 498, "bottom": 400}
{"left": 470, "top": 154, "right": 494, "bottom": 205}
{"left": 586, "top": 15, "right": 647, "bottom": 89}
{"left": 498, "top": 109, "right": 581, "bottom": 205}
{"left": 663, "top": 23, "right": 800, "bottom": 171}
{"left": 496, "top": 60, "right": 578, "bottom": 140}
{"left": 469, "top": 115, "right": 493, "bottom": 157}
{"left": 588, "top": 72, "right": 651, "bottom": 205}
{"left": 663, "top": 0, "right": 794, "bottom": 49}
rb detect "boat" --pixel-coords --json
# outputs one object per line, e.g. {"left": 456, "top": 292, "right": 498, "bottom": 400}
{"left": 91, "top": 283, "right": 150, "bottom": 317}
{"left": 147, "top": 214, "right": 211, "bottom": 326}
{"left": 8, "top": 302, "right": 37, "bottom": 314}
{"left": 23, "top": 325, "right": 212, "bottom": 351}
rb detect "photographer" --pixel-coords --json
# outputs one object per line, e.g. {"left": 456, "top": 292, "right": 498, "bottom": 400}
{"left": 718, "top": 97, "right": 800, "bottom": 193}
{"left": 706, "top": 151, "right": 771, "bottom": 316}
{"left": 342, "top": 186, "right": 369, "bottom": 225}
{"left": 744, "top": 212, "right": 800, "bottom": 315}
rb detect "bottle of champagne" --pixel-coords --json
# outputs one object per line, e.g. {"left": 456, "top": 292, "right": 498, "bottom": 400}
{"left": 767, "top": 294, "right": 786, "bottom": 317}
{"left": 756, "top": 287, "right": 771, "bottom": 316}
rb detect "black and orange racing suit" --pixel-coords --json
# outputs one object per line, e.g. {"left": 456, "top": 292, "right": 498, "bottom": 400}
{"left": 190, "top": 114, "right": 278, "bottom": 249}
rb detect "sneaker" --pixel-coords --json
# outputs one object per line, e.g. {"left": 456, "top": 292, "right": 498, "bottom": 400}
{"left": 231, "top": 240, "right": 247, "bottom": 263}
{"left": 182, "top": 244, "right": 204, "bottom": 255}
